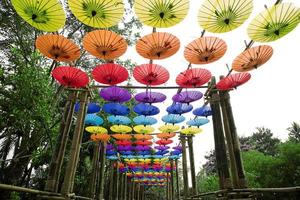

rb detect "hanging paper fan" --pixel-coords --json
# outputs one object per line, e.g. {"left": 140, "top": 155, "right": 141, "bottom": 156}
{"left": 35, "top": 34, "right": 80, "bottom": 62}
{"left": 159, "top": 124, "right": 180, "bottom": 133}
{"left": 248, "top": 3, "right": 300, "bottom": 43}
{"left": 187, "top": 118, "right": 210, "bottom": 127}
{"left": 156, "top": 139, "right": 173, "bottom": 145}
{"left": 103, "top": 103, "right": 130, "bottom": 116}
{"left": 68, "top": 0, "right": 123, "bottom": 28}
{"left": 135, "top": 92, "right": 167, "bottom": 104}
{"left": 232, "top": 45, "right": 273, "bottom": 72}
{"left": 107, "top": 115, "right": 131, "bottom": 125}
{"left": 216, "top": 73, "right": 251, "bottom": 90}
{"left": 181, "top": 127, "right": 202, "bottom": 135}
{"left": 11, "top": 0, "right": 65, "bottom": 32}
{"left": 184, "top": 36, "right": 227, "bottom": 64}
{"left": 110, "top": 125, "right": 132, "bottom": 133}
{"left": 92, "top": 63, "right": 128, "bottom": 85}
{"left": 167, "top": 103, "right": 193, "bottom": 115}
{"left": 157, "top": 132, "right": 176, "bottom": 139}
{"left": 133, "top": 116, "right": 157, "bottom": 126}
{"left": 136, "top": 32, "right": 180, "bottom": 60}
{"left": 133, "top": 64, "right": 169, "bottom": 86}
{"left": 133, "top": 103, "right": 160, "bottom": 116}
{"left": 75, "top": 102, "right": 101, "bottom": 114}
{"left": 112, "top": 134, "right": 132, "bottom": 140}
{"left": 52, "top": 66, "right": 89, "bottom": 88}
{"left": 155, "top": 146, "right": 170, "bottom": 151}
{"left": 133, "top": 125, "right": 155, "bottom": 134}
{"left": 83, "top": 30, "right": 127, "bottom": 60}
{"left": 85, "top": 126, "right": 108, "bottom": 134}
{"left": 100, "top": 86, "right": 131, "bottom": 103}
{"left": 172, "top": 91, "right": 203, "bottom": 104}
{"left": 116, "top": 140, "right": 132, "bottom": 146}
{"left": 90, "top": 133, "right": 110, "bottom": 142}
{"left": 198, "top": 0, "right": 253, "bottom": 33}
{"left": 134, "top": 0, "right": 189, "bottom": 28}
{"left": 176, "top": 68, "right": 212, "bottom": 88}
{"left": 162, "top": 114, "right": 185, "bottom": 124}
{"left": 85, "top": 114, "right": 104, "bottom": 125}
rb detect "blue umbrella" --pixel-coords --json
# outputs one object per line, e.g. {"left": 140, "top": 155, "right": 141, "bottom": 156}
{"left": 169, "top": 155, "right": 180, "bottom": 160}
{"left": 167, "top": 103, "right": 193, "bottom": 115}
{"left": 119, "top": 151, "right": 134, "bottom": 155}
{"left": 171, "top": 150, "right": 182, "bottom": 155}
{"left": 133, "top": 103, "right": 160, "bottom": 116}
{"left": 75, "top": 102, "right": 101, "bottom": 114}
{"left": 85, "top": 114, "right": 104, "bottom": 126}
{"left": 137, "top": 151, "right": 151, "bottom": 156}
{"left": 108, "top": 115, "right": 131, "bottom": 125}
{"left": 155, "top": 150, "right": 169, "bottom": 155}
{"left": 193, "top": 105, "right": 212, "bottom": 117}
{"left": 106, "top": 150, "right": 117, "bottom": 156}
{"left": 162, "top": 114, "right": 185, "bottom": 124}
{"left": 187, "top": 118, "right": 210, "bottom": 127}
{"left": 103, "top": 103, "right": 130, "bottom": 116}
{"left": 133, "top": 116, "right": 157, "bottom": 125}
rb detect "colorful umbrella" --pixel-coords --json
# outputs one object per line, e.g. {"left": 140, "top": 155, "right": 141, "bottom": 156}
{"left": 100, "top": 86, "right": 131, "bottom": 103}
{"left": 83, "top": 30, "right": 127, "bottom": 60}
{"left": 133, "top": 125, "right": 155, "bottom": 134}
{"left": 247, "top": 3, "right": 300, "bottom": 42}
{"left": 136, "top": 140, "right": 153, "bottom": 146}
{"left": 136, "top": 32, "right": 180, "bottom": 60}
{"left": 159, "top": 125, "right": 180, "bottom": 133}
{"left": 134, "top": 134, "right": 153, "bottom": 140}
{"left": 135, "top": 92, "right": 167, "bottom": 104}
{"left": 107, "top": 115, "right": 131, "bottom": 125}
{"left": 11, "top": 0, "right": 65, "bottom": 32}
{"left": 116, "top": 140, "right": 132, "bottom": 146}
{"left": 187, "top": 118, "right": 209, "bottom": 127}
{"left": 52, "top": 66, "right": 89, "bottom": 88}
{"left": 162, "top": 114, "right": 185, "bottom": 124}
{"left": 155, "top": 146, "right": 170, "bottom": 151}
{"left": 103, "top": 103, "right": 130, "bottom": 116}
{"left": 216, "top": 73, "right": 251, "bottom": 90}
{"left": 133, "top": 103, "right": 160, "bottom": 116}
{"left": 133, "top": 116, "right": 157, "bottom": 126}
{"left": 176, "top": 68, "right": 212, "bottom": 88}
{"left": 193, "top": 105, "right": 212, "bottom": 117}
{"left": 90, "top": 133, "right": 110, "bottom": 142}
{"left": 85, "top": 114, "right": 104, "bottom": 125}
{"left": 173, "top": 146, "right": 182, "bottom": 151}
{"left": 198, "top": 0, "right": 253, "bottom": 33}
{"left": 112, "top": 134, "right": 132, "bottom": 140}
{"left": 133, "top": 64, "right": 169, "bottom": 86}
{"left": 118, "top": 145, "right": 133, "bottom": 151}
{"left": 157, "top": 132, "right": 176, "bottom": 139}
{"left": 232, "top": 45, "right": 273, "bottom": 72}
{"left": 107, "top": 155, "right": 118, "bottom": 160}
{"left": 156, "top": 139, "right": 173, "bottom": 145}
{"left": 85, "top": 126, "right": 108, "bottom": 134}
{"left": 68, "top": 0, "right": 124, "bottom": 28}
{"left": 92, "top": 63, "right": 128, "bottom": 85}
{"left": 135, "top": 145, "right": 152, "bottom": 151}
{"left": 181, "top": 127, "right": 202, "bottom": 135}
{"left": 184, "top": 36, "right": 227, "bottom": 64}
{"left": 167, "top": 103, "right": 193, "bottom": 115}
{"left": 172, "top": 91, "right": 203, "bottom": 104}
{"left": 155, "top": 150, "right": 169, "bottom": 155}
{"left": 134, "top": 0, "right": 189, "bottom": 28}
{"left": 75, "top": 102, "right": 101, "bottom": 114}
{"left": 110, "top": 125, "right": 132, "bottom": 133}
{"left": 171, "top": 150, "right": 182, "bottom": 155}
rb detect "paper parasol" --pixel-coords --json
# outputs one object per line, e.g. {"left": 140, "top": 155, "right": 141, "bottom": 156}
{"left": 110, "top": 125, "right": 132, "bottom": 133}
{"left": 92, "top": 63, "right": 128, "bottom": 85}
{"left": 52, "top": 66, "right": 89, "bottom": 88}
{"left": 134, "top": 134, "right": 153, "bottom": 140}
{"left": 187, "top": 118, "right": 209, "bottom": 127}
{"left": 172, "top": 91, "right": 203, "bottom": 104}
{"left": 176, "top": 68, "right": 211, "bottom": 88}
{"left": 107, "top": 115, "right": 131, "bottom": 125}
{"left": 216, "top": 72, "right": 251, "bottom": 90}
{"left": 133, "top": 116, "right": 157, "bottom": 125}
{"left": 90, "top": 133, "right": 110, "bottom": 142}
{"left": 85, "top": 114, "right": 104, "bottom": 126}
{"left": 100, "top": 86, "right": 131, "bottom": 103}
{"left": 85, "top": 126, "right": 108, "bottom": 134}
{"left": 133, "top": 125, "right": 155, "bottom": 134}
{"left": 135, "top": 91, "right": 167, "bottom": 104}
{"left": 159, "top": 124, "right": 180, "bottom": 133}
{"left": 167, "top": 103, "right": 193, "bottom": 115}
{"left": 156, "top": 139, "right": 173, "bottom": 145}
{"left": 103, "top": 103, "right": 130, "bottom": 116}
{"left": 162, "top": 114, "right": 185, "bottom": 124}
{"left": 133, "top": 64, "right": 169, "bottom": 85}
{"left": 75, "top": 102, "right": 101, "bottom": 114}
{"left": 193, "top": 105, "right": 212, "bottom": 117}
{"left": 181, "top": 127, "right": 202, "bottom": 135}
{"left": 112, "top": 134, "right": 132, "bottom": 140}
{"left": 154, "top": 146, "right": 170, "bottom": 151}
{"left": 133, "top": 103, "right": 160, "bottom": 116}
{"left": 157, "top": 133, "right": 176, "bottom": 139}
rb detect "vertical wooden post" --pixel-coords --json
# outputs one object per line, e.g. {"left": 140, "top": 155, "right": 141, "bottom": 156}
{"left": 166, "top": 173, "right": 169, "bottom": 200}
{"left": 209, "top": 77, "right": 232, "bottom": 190}
{"left": 89, "top": 142, "right": 100, "bottom": 198}
{"left": 45, "top": 91, "right": 77, "bottom": 192}
{"left": 115, "top": 162, "right": 119, "bottom": 200}
{"left": 61, "top": 91, "right": 88, "bottom": 198}
{"left": 187, "top": 135, "right": 197, "bottom": 196}
{"left": 124, "top": 175, "right": 127, "bottom": 200}
{"left": 175, "top": 159, "right": 180, "bottom": 200}
{"left": 98, "top": 142, "right": 107, "bottom": 200}
{"left": 109, "top": 162, "right": 114, "bottom": 200}
{"left": 119, "top": 173, "right": 123, "bottom": 200}
{"left": 170, "top": 161, "right": 175, "bottom": 200}
{"left": 180, "top": 134, "right": 189, "bottom": 198}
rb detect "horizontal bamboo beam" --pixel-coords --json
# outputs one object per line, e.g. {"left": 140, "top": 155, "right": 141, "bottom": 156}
{"left": 232, "top": 186, "right": 300, "bottom": 193}
{"left": 92, "top": 85, "right": 208, "bottom": 90}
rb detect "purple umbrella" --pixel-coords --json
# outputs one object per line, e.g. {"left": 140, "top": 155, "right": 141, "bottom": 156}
{"left": 106, "top": 144, "right": 114, "bottom": 150}
{"left": 100, "top": 86, "right": 131, "bottom": 103}
{"left": 118, "top": 145, "right": 133, "bottom": 151}
{"left": 154, "top": 146, "right": 170, "bottom": 151}
{"left": 135, "top": 145, "right": 152, "bottom": 151}
{"left": 172, "top": 146, "right": 182, "bottom": 151}
{"left": 172, "top": 91, "right": 203, "bottom": 104}
{"left": 135, "top": 91, "right": 167, "bottom": 104}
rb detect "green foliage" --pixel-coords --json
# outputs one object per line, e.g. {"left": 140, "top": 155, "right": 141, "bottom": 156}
{"left": 196, "top": 170, "right": 219, "bottom": 193}
{"left": 287, "top": 122, "right": 300, "bottom": 143}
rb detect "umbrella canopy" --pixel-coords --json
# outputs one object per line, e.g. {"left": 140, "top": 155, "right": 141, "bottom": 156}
{"left": 11, "top": 0, "right": 65, "bottom": 32}
{"left": 110, "top": 125, "right": 132, "bottom": 133}
{"left": 155, "top": 150, "right": 169, "bottom": 155}
{"left": 173, "top": 146, "right": 182, "bottom": 151}
{"left": 103, "top": 103, "right": 130, "bottom": 116}
{"left": 216, "top": 73, "right": 251, "bottom": 90}
{"left": 134, "top": 0, "right": 189, "bottom": 28}
{"left": 90, "top": 133, "right": 110, "bottom": 142}
{"left": 118, "top": 145, "right": 133, "bottom": 151}
{"left": 247, "top": 3, "right": 300, "bottom": 43}
{"left": 156, "top": 139, "right": 173, "bottom": 145}
{"left": 85, "top": 114, "right": 104, "bottom": 126}
{"left": 133, "top": 103, "right": 160, "bottom": 116}
{"left": 134, "top": 125, "right": 155, "bottom": 134}
{"left": 135, "top": 92, "right": 167, "bottom": 104}
{"left": 159, "top": 125, "right": 180, "bottom": 133}
{"left": 187, "top": 118, "right": 210, "bottom": 127}
{"left": 136, "top": 140, "right": 153, "bottom": 146}
{"left": 134, "top": 134, "right": 153, "bottom": 140}
{"left": 116, "top": 140, "right": 132, "bottom": 146}
{"left": 52, "top": 66, "right": 89, "bottom": 88}
{"left": 171, "top": 150, "right": 182, "bottom": 155}
{"left": 198, "top": 0, "right": 253, "bottom": 33}
{"left": 108, "top": 115, "right": 131, "bottom": 125}
{"left": 157, "top": 133, "right": 176, "bottom": 139}
{"left": 155, "top": 146, "right": 170, "bottom": 151}
{"left": 135, "top": 145, "right": 152, "bottom": 151}
{"left": 68, "top": 0, "right": 124, "bottom": 28}
{"left": 92, "top": 63, "right": 128, "bottom": 85}
{"left": 136, "top": 32, "right": 180, "bottom": 60}
{"left": 35, "top": 34, "right": 80, "bottom": 62}
{"left": 172, "top": 91, "right": 203, "bottom": 104}
{"left": 193, "top": 105, "right": 212, "bottom": 117}
{"left": 75, "top": 102, "right": 101, "bottom": 114}
{"left": 133, "top": 64, "right": 169, "bottom": 86}
{"left": 85, "top": 126, "right": 108, "bottom": 134}
{"left": 232, "top": 45, "right": 273, "bottom": 72}
{"left": 83, "top": 30, "right": 127, "bottom": 60}
{"left": 162, "top": 114, "right": 185, "bottom": 124}
{"left": 181, "top": 127, "right": 202, "bottom": 135}
{"left": 133, "top": 116, "right": 158, "bottom": 126}
{"left": 100, "top": 86, "right": 131, "bottom": 103}
{"left": 176, "top": 68, "right": 212, "bottom": 88}
{"left": 107, "top": 155, "right": 118, "bottom": 160}
{"left": 167, "top": 103, "right": 193, "bottom": 115}
{"left": 169, "top": 155, "right": 180, "bottom": 160}
{"left": 112, "top": 134, "right": 132, "bottom": 140}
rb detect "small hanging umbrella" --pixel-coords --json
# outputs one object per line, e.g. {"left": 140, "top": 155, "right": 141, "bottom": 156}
{"left": 247, "top": 3, "right": 300, "bottom": 43}
{"left": 133, "top": 125, "right": 155, "bottom": 134}
{"left": 136, "top": 140, "right": 153, "bottom": 146}
{"left": 176, "top": 68, "right": 212, "bottom": 88}
{"left": 100, "top": 86, "right": 131, "bottom": 103}
{"left": 83, "top": 30, "right": 127, "bottom": 60}
{"left": 157, "top": 133, "right": 176, "bottom": 139}
{"left": 110, "top": 125, "right": 132, "bottom": 133}
{"left": 103, "top": 103, "right": 130, "bottom": 116}
{"left": 133, "top": 103, "right": 160, "bottom": 116}
{"left": 107, "top": 155, "right": 118, "bottom": 160}
{"left": 11, "top": 0, "right": 65, "bottom": 32}
{"left": 90, "top": 133, "right": 110, "bottom": 142}
{"left": 135, "top": 92, "right": 167, "bottom": 104}
{"left": 216, "top": 72, "right": 251, "bottom": 90}
{"left": 156, "top": 139, "right": 173, "bottom": 145}
{"left": 75, "top": 102, "right": 101, "bottom": 114}
{"left": 184, "top": 36, "right": 227, "bottom": 64}
{"left": 136, "top": 32, "right": 180, "bottom": 60}
{"left": 135, "top": 145, "right": 152, "bottom": 151}
{"left": 171, "top": 150, "right": 182, "bottom": 155}
{"left": 159, "top": 124, "right": 180, "bottom": 133}
{"left": 232, "top": 45, "right": 273, "bottom": 72}
{"left": 173, "top": 146, "right": 182, "bottom": 151}
{"left": 162, "top": 114, "right": 185, "bottom": 124}
{"left": 181, "top": 127, "right": 202, "bottom": 135}
{"left": 106, "top": 144, "right": 114, "bottom": 150}
{"left": 193, "top": 105, "right": 212, "bottom": 117}
{"left": 133, "top": 116, "right": 157, "bottom": 126}
{"left": 155, "top": 150, "right": 169, "bottom": 155}
{"left": 107, "top": 115, "right": 131, "bottom": 125}
{"left": 167, "top": 103, "right": 193, "bottom": 115}
{"left": 35, "top": 34, "right": 80, "bottom": 62}
{"left": 154, "top": 146, "right": 170, "bottom": 151}
{"left": 85, "top": 126, "right": 108, "bottom": 134}
{"left": 172, "top": 91, "right": 203, "bottom": 104}
{"left": 85, "top": 114, "right": 104, "bottom": 126}
{"left": 134, "top": 134, "right": 153, "bottom": 140}
{"left": 52, "top": 66, "right": 89, "bottom": 88}
{"left": 68, "top": 0, "right": 124, "bottom": 28}
{"left": 112, "top": 134, "right": 132, "bottom": 140}
{"left": 187, "top": 118, "right": 210, "bottom": 127}
{"left": 198, "top": 0, "right": 253, "bottom": 33}
{"left": 133, "top": 64, "right": 169, "bottom": 86}
{"left": 169, "top": 155, "right": 180, "bottom": 160}
{"left": 116, "top": 140, "right": 132, "bottom": 146}
{"left": 92, "top": 63, "right": 128, "bottom": 85}
{"left": 134, "top": 0, "right": 189, "bottom": 28}
{"left": 118, "top": 145, "right": 133, "bottom": 151}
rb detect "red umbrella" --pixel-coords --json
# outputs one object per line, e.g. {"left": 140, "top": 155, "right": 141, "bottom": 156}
{"left": 216, "top": 73, "right": 251, "bottom": 91}
{"left": 156, "top": 139, "right": 173, "bottom": 145}
{"left": 92, "top": 63, "right": 129, "bottom": 85}
{"left": 136, "top": 140, "right": 153, "bottom": 146}
{"left": 176, "top": 68, "right": 211, "bottom": 87}
{"left": 52, "top": 66, "right": 89, "bottom": 88}
{"left": 133, "top": 64, "right": 169, "bottom": 85}
{"left": 116, "top": 140, "right": 132, "bottom": 146}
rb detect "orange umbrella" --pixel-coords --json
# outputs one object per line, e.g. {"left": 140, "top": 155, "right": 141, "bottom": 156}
{"left": 90, "top": 133, "right": 110, "bottom": 142}
{"left": 232, "top": 45, "right": 273, "bottom": 72}
{"left": 35, "top": 34, "right": 80, "bottom": 62}
{"left": 134, "top": 134, "right": 153, "bottom": 140}
{"left": 83, "top": 30, "right": 127, "bottom": 60}
{"left": 157, "top": 133, "right": 176, "bottom": 139}
{"left": 184, "top": 36, "right": 227, "bottom": 64}
{"left": 136, "top": 32, "right": 180, "bottom": 60}
{"left": 112, "top": 134, "right": 132, "bottom": 140}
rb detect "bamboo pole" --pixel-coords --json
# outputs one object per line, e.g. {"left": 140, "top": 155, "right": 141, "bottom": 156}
{"left": 170, "top": 161, "right": 175, "bottom": 200}
{"left": 109, "top": 162, "right": 114, "bottom": 200}
{"left": 175, "top": 159, "right": 180, "bottom": 200}
{"left": 89, "top": 142, "right": 100, "bottom": 198}
{"left": 187, "top": 135, "right": 197, "bottom": 196}
{"left": 98, "top": 142, "right": 107, "bottom": 200}
{"left": 124, "top": 175, "right": 127, "bottom": 200}
{"left": 115, "top": 162, "right": 119, "bottom": 200}
{"left": 61, "top": 91, "right": 89, "bottom": 198}
{"left": 166, "top": 173, "right": 169, "bottom": 200}
{"left": 180, "top": 134, "right": 189, "bottom": 198}
{"left": 45, "top": 91, "right": 77, "bottom": 192}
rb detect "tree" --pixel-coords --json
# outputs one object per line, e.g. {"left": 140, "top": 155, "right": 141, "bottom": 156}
{"left": 287, "top": 122, "right": 300, "bottom": 143}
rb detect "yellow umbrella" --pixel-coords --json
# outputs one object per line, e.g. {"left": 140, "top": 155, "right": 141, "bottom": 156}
{"left": 11, "top": 0, "right": 65, "bottom": 32}
{"left": 181, "top": 127, "right": 202, "bottom": 135}
{"left": 198, "top": 0, "right": 253, "bottom": 33}
{"left": 134, "top": 0, "right": 189, "bottom": 28}
{"left": 133, "top": 125, "right": 155, "bottom": 134}
{"left": 68, "top": 0, "right": 124, "bottom": 28}
{"left": 159, "top": 125, "right": 180, "bottom": 133}
{"left": 85, "top": 126, "right": 108, "bottom": 134}
{"left": 110, "top": 125, "right": 132, "bottom": 133}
